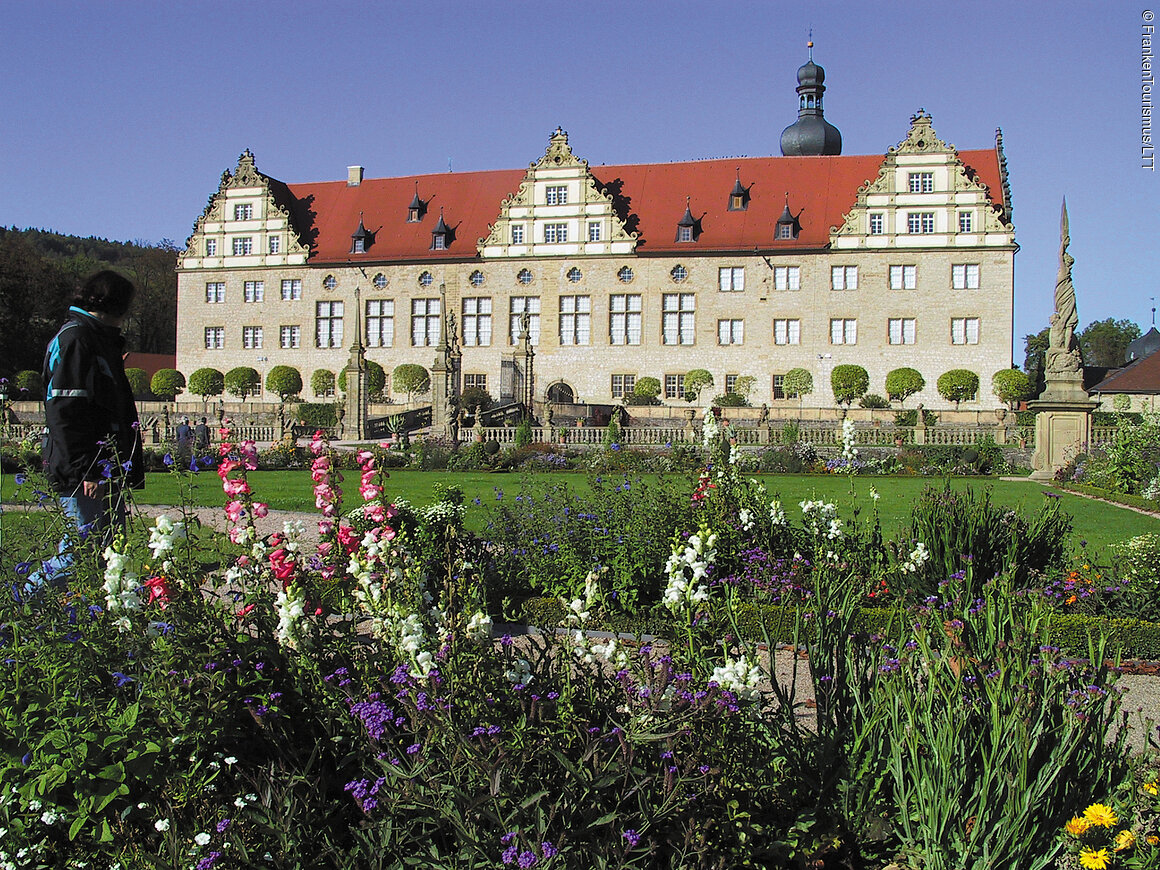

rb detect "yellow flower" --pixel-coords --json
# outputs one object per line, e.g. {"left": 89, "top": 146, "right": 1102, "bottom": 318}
{"left": 1149, "top": 834, "right": 1160, "bottom": 846}
{"left": 1066, "top": 816, "right": 1092, "bottom": 836}
{"left": 1144, "top": 780, "right": 1159, "bottom": 796}
{"left": 1083, "top": 803, "right": 1119, "bottom": 828}
{"left": 1114, "top": 828, "right": 1136, "bottom": 851}
{"left": 1079, "top": 847, "right": 1110, "bottom": 870}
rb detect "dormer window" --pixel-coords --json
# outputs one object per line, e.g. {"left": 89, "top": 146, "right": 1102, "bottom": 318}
{"left": 776, "top": 198, "right": 802, "bottom": 241}
{"left": 350, "top": 213, "right": 372, "bottom": 254}
{"left": 675, "top": 198, "right": 701, "bottom": 243}
{"left": 430, "top": 210, "right": 453, "bottom": 250}
{"left": 407, "top": 183, "right": 428, "bottom": 223}
{"left": 728, "top": 173, "right": 751, "bottom": 211}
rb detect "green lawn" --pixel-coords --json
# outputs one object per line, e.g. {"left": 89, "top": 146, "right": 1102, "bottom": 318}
{"left": 3, "top": 469, "right": 1157, "bottom": 555}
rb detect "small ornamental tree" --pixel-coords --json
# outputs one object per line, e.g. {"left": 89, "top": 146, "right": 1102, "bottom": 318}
{"left": 683, "top": 369, "right": 714, "bottom": 403}
{"left": 311, "top": 369, "right": 336, "bottom": 398}
{"left": 783, "top": 368, "right": 814, "bottom": 406}
{"left": 731, "top": 375, "right": 756, "bottom": 400}
{"left": 338, "top": 361, "right": 387, "bottom": 400}
{"left": 991, "top": 368, "right": 1032, "bottom": 411}
{"left": 150, "top": 368, "right": 186, "bottom": 402}
{"left": 224, "top": 366, "right": 262, "bottom": 400}
{"left": 266, "top": 365, "right": 304, "bottom": 402}
{"left": 124, "top": 367, "right": 151, "bottom": 399}
{"left": 391, "top": 364, "right": 430, "bottom": 403}
{"left": 630, "top": 377, "right": 662, "bottom": 405}
{"left": 188, "top": 367, "right": 225, "bottom": 402}
{"left": 937, "top": 369, "right": 981, "bottom": 408}
{"left": 885, "top": 367, "right": 926, "bottom": 406}
{"left": 830, "top": 365, "right": 869, "bottom": 407}
{"left": 459, "top": 386, "right": 494, "bottom": 415}
{"left": 14, "top": 369, "right": 44, "bottom": 397}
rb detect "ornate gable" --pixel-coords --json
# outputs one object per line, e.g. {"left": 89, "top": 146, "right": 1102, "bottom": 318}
{"left": 830, "top": 110, "right": 1015, "bottom": 250}
{"left": 478, "top": 128, "right": 637, "bottom": 258}
{"left": 181, "top": 150, "right": 309, "bottom": 269}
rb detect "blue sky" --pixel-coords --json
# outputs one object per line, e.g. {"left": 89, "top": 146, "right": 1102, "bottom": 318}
{"left": 2, "top": 0, "right": 1156, "bottom": 356}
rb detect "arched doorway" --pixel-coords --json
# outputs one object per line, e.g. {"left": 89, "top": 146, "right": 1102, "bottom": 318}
{"left": 546, "top": 382, "right": 575, "bottom": 404}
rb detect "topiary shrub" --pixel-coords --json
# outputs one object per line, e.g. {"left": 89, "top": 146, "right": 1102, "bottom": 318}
{"left": 937, "top": 369, "right": 980, "bottom": 408}
{"left": 391, "top": 364, "right": 430, "bottom": 403}
{"left": 339, "top": 361, "right": 387, "bottom": 400}
{"left": 992, "top": 368, "right": 1032, "bottom": 410}
{"left": 123, "top": 368, "right": 150, "bottom": 399}
{"left": 13, "top": 369, "right": 44, "bottom": 398}
{"left": 713, "top": 392, "right": 748, "bottom": 407}
{"left": 460, "top": 386, "right": 494, "bottom": 414}
{"left": 783, "top": 368, "right": 813, "bottom": 402}
{"left": 188, "top": 367, "right": 224, "bottom": 402}
{"left": 859, "top": 393, "right": 890, "bottom": 409}
{"left": 603, "top": 417, "right": 621, "bottom": 448}
{"left": 831, "top": 365, "right": 869, "bottom": 407}
{"left": 885, "top": 367, "right": 925, "bottom": 405}
{"left": 632, "top": 377, "right": 662, "bottom": 402}
{"left": 266, "top": 365, "right": 303, "bottom": 402}
{"left": 151, "top": 368, "right": 186, "bottom": 401}
{"left": 683, "top": 369, "right": 714, "bottom": 403}
{"left": 296, "top": 403, "right": 338, "bottom": 428}
{"left": 224, "top": 366, "right": 261, "bottom": 400}
{"left": 311, "top": 369, "right": 336, "bottom": 398}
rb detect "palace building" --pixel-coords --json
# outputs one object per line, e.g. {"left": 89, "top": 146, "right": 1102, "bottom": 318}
{"left": 175, "top": 51, "right": 1015, "bottom": 411}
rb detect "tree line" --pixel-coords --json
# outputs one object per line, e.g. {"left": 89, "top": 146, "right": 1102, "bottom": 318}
{"left": 0, "top": 227, "right": 178, "bottom": 380}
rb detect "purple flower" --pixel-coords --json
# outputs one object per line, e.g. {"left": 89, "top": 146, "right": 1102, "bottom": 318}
{"left": 196, "top": 852, "right": 223, "bottom": 870}
{"left": 540, "top": 841, "right": 557, "bottom": 859}
{"left": 14, "top": 562, "right": 31, "bottom": 576}
{"left": 622, "top": 829, "right": 641, "bottom": 847}
{"left": 163, "top": 453, "right": 174, "bottom": 467}
{"left": 502, "top": 845, "right": 518, "bottom": 865}
{"left": 518, "top": 851, "right": 538, "bottom": 868}
{"left": 112, "top": 672, "right": 134, "bottom": 687}
{"left": 216, "top": 818, "right": 231, "bottom": 833}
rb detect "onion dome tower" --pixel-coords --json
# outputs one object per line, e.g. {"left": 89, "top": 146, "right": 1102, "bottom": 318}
{"left": 779, "top": 41, "right": 842, "bottom": 157}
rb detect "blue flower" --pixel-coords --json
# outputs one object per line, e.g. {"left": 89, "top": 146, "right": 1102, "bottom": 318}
{"left": 14, "top": 562, "right": 31, "bottom": 576}
{"left": 163, "top": 453, "right": 174, "bottom": 466}
{"left": 13, "top": 473, "right": 25, "bottom": 485}
{"left": 112, "top": 672, "right": 134, "bottom": 687}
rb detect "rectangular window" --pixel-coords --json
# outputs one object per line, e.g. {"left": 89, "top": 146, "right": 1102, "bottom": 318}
{"left": 205, "top": 282, "right": 225, "bottom": 303}
{"left": 464, "top": 373, "right": 487, "bottom": 391}
{"left": 510, "top": 296, "right": 541, "bottom": 345}
{"left": 725, "top": 374, "right": 739, "bottom": 394}
{"left": 205, "top": 238, "right": 217, "bottom": 257}
{"left": 869, "top": 213, "right": 884, "bottom": 235}
{"left": 242, "top": 326, "right": 263, "bottom": 349}
{"left": 830, "top": 318, "right": 857, "bottom": 345}
{"left": 718, "top": 267, "right": 745, "bottom": 292}
{"left": 776, "top": 223, "right": 793, "bottom": 240}
{"left": 366, "top": 299, "right": 395, "bottom": 348}
{"left": 243, "top": 281, "right": 264, "bottom": 303}
{"left": 952, "top": 263, "right": 981, "bottom": 289}
{"left": 280, "top": 279, "right": 302, "bottom": 301}
{"left": 545, "top": 185, "right": 567, "bottom": 205}
{"left": 908, "top": 212, "right": 935, "bottom": 233}
{"left": 831, "top": 266, "right": 858, "bottom": 290}
{"left": 888, "top": 318, "right": 917, "bottom": 345}
{"left": 280, "top": 325, "right": 301, "bottom": 349}
{"left": 678, "top": 226, "right": 693, "bottom": 242}
{"left": 232, "top": 237, "right": 253, "bottom": 256}
{"left": 559, "top": 295, "right": 591, "bottom": 346}
{"left": 951, "top": 317, "right": 980, "bottom": 345}
{"left": 411, "top": 298, "right": 441, "bottom": 347}
{"left": 664, "top": 374, "right": 685, "bottom": 400}
{"left": 609, "top": 294, "right": 642, "bottom": 345}
{"left": 588, "top": 221, "right": 601, "bottom": 242}
{"left": 958, "top": 211, "right": 973, "bottom": 233}
{"left": 430, "top": 235, "right": 445, "bottom": 251}
{"left": 907, "top": 172, "right": 934, "bottom": 193}
{"left": 234, "top": 203, "right": 253, "bottom": 220}
{"left": 717, "top": 319, "right": 744, "bottom": 345}
{"left": 462, "top": 297, "right": 492, "bottom": 347}
{"left": 889, "top": 265, "right": 917, "bottom": 290}
{"left": 662, "top": 293, "right": 695, "bottom": 345}
{"left": 315, "top": 300, "right": 344, "bottom": 348}
{"left": 268, "top": 235, "right": 281, "bottom": 254}
{"left": 611, "top": 374, "right": 636, "bottom": 399}
{"left": 511, "top": 225, "right": 525, "bottom": 245}
{"left": 773, "top": 265, "right": 800, "bottom": 291}
{"left": 772, "top": 374, "right": 786, "bottom": 400}
{"left": 773, "top": 318, "right": 800, "bottom": 345}
{"left": 544, "top": 223, "right": 568, "bottom": 244}
{"left": 204, "top": 326, "right": 224, "bottom": 349}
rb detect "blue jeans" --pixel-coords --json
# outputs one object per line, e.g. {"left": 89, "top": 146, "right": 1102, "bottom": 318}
{"left": 26, "top": 486, "right": 126, "bottom": 590}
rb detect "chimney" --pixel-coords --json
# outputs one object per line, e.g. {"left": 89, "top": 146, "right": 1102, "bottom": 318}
{"left": 347, "top": 165, "right": 363, "bottom": 186}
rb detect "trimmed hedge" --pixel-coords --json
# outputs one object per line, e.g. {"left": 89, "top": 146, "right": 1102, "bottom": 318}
{"left": 520, "top": 597, "right": 1160, "bottom": 660}
{"left": 1056, "top": 482, "right": 1160, "bottom": 514}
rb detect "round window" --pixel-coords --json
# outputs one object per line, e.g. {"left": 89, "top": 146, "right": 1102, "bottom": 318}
{"left": 373, "top": 273, "right": 387, "bottom": 289}
{"left": 323, "top": 275, "right": 337, "bottom": 290}
{"left": 470, "top": 270, "right": 484, "bottom": 286}
{"left": 670, "top": 265, "right": 688, "bottom": 283}
{"left": 617, "top": 266, "right": 634, "bottom": 283}
{"left": 419, "top": 271, "right": 434, "bottom": 287}
{"left": 567, "top": 267, "right": 582, "bottom": 283}
{"left": 517, "top": 268, "right": 533, "bottom": 285}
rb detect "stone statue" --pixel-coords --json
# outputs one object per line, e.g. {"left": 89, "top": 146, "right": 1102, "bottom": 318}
{"left": 446, "top": 392, "right": 460, "bottom": 443}
{"left": 544, "top": 404, "right": 554, "bottom": 426}
{"left": 758, "top": 403, "right": 770, "bottom": 426}
{"left": 1045, "top": 199, "right": 1082, "bottom": 377}
{"left": 446, "top": 311, "right": 458, "bottom": 350}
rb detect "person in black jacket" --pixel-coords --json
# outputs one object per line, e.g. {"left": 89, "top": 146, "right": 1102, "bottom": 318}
{"left": 33, "top": 270, "right": 144, "bottom": 586}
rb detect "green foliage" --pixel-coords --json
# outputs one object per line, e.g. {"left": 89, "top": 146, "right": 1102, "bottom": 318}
{"left": 1080, "top": 317, "right": 1142, "bottom": 368}
{"left": 991, "top": 368, "right": 1032, "bottom": 409}
{"left": 338, "top": 361, "right": 386, "bottom": 400}
{"left": 123, "top": 367, "right": 150, "bottom": 399}
{"left": 602, "top": 416, "right": 621, "bottom": 448}
{"left": 632, "top": 376, "right": 662, "bottom": 400}
{"left": 224, "top": 366, "right": 261, "bottom": 399}
{"left": 859, "top": 393, "right": 890, "bottom": 409}
{"left": 1112, "top": 393, "right": 1132, "bottom": 413}
{"left": 936, "top": 369, "right": 980, "bottom": 407}
{"left": 831, "top": 364, "right": 869, "bottom": 407}
{"left": 149, "top": 368, "right": 185, "bottom": 401}
{"left": 713, "top": 392, "right": 748, "bottom": 407}
{"left": 186, "top": 367, "right": 224, "bottom": 400}
{"left": 884, "top": 367, "right": 925, "bottom": 405}
{"left": 390, "top": 363, "right": 429, "bottom": 402}
{"left": 310, "top": 368, "right": 335, "bottom": 398}
{"left": 265, "top": 365, "right": 303, "bottom": 402}
{"left": 683, "top": 368, "right": 714, "bottom": 402}
{"left": 459, "top": 385, "right": 493, "bottom": 414}
{"left": 893, "top": 409, "right": 939, "bottom": 427}
{"left": 13, "top": 369, "right": 43, "bottom": 397}
{"left": 1023, "top": 327, "right": 1049, "bottom": 398}
{"left": 783, "top": 367, "right": 813, "bottom": 399}
{"left": 731, "top": 375, "right": 756, "bottom": 399}
{"left": 513, "top": 416, "right": 533, "bottom": 449}
{"left": 294, "top": 402, "right": 337, "bottom": 428}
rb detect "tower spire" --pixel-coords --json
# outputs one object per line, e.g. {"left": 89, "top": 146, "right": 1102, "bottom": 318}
{"left": 779, "top": 40, "right": 842, "bottom": 156}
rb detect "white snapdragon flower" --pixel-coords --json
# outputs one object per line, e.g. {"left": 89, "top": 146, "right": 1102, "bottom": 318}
{"left": 194, "top": 833, "right": 211, "bottom": 846}
{"left": 466, "top": 611, "right": 493, "bottom": 643}
{"left": 710, "top": 655, "right": 762, "bottom": 702}
{"left": 154, "top": 819, "right": 170, "bottom": 832}
{"left": 701, "top": 407, "right": 721, "bottom": 448}
{"left": 739, "top": 508, "right": 754, "bottom": 532}
{"left": 275, "top": 585, "right": 307, "bottom": 649}
{"left": 663, "top": 529, "right": 717, "bottom": 613}
{"left": 147, "top": 515, "right": 186, "bottom": 559}
{"left": 504, "top": 658, "right": 533, "bottom": 686}
{"left": 899, "top": 542, "right": 930, "bottom": 574}
{"left": 769, "top": 500, "right": 787, "bottom": 527}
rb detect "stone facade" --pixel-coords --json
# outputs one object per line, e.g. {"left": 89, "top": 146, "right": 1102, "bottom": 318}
{"left": 176, "top": 114, "right": 1015, "bottom": 411}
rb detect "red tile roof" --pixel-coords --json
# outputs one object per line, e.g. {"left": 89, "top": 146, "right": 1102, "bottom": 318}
{"left": 1091, "top": 348, "right": 1160, "bottom": 393}
{"left": 286, "top": 149, "right": 1006, "bottom": 264}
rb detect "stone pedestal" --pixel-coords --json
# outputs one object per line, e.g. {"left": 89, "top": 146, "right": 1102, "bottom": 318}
{"left": 1028, "top": 398, "right": 1096, "bottom": 480}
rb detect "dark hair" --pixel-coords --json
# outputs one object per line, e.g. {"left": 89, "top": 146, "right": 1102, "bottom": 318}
{"left": 73, "top": 270, "right": 136, "bottom": 317}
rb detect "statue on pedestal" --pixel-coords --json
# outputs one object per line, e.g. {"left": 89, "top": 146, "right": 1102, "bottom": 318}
{"left": 1045, "top": 200, "right": 1083, "bottom": 379}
